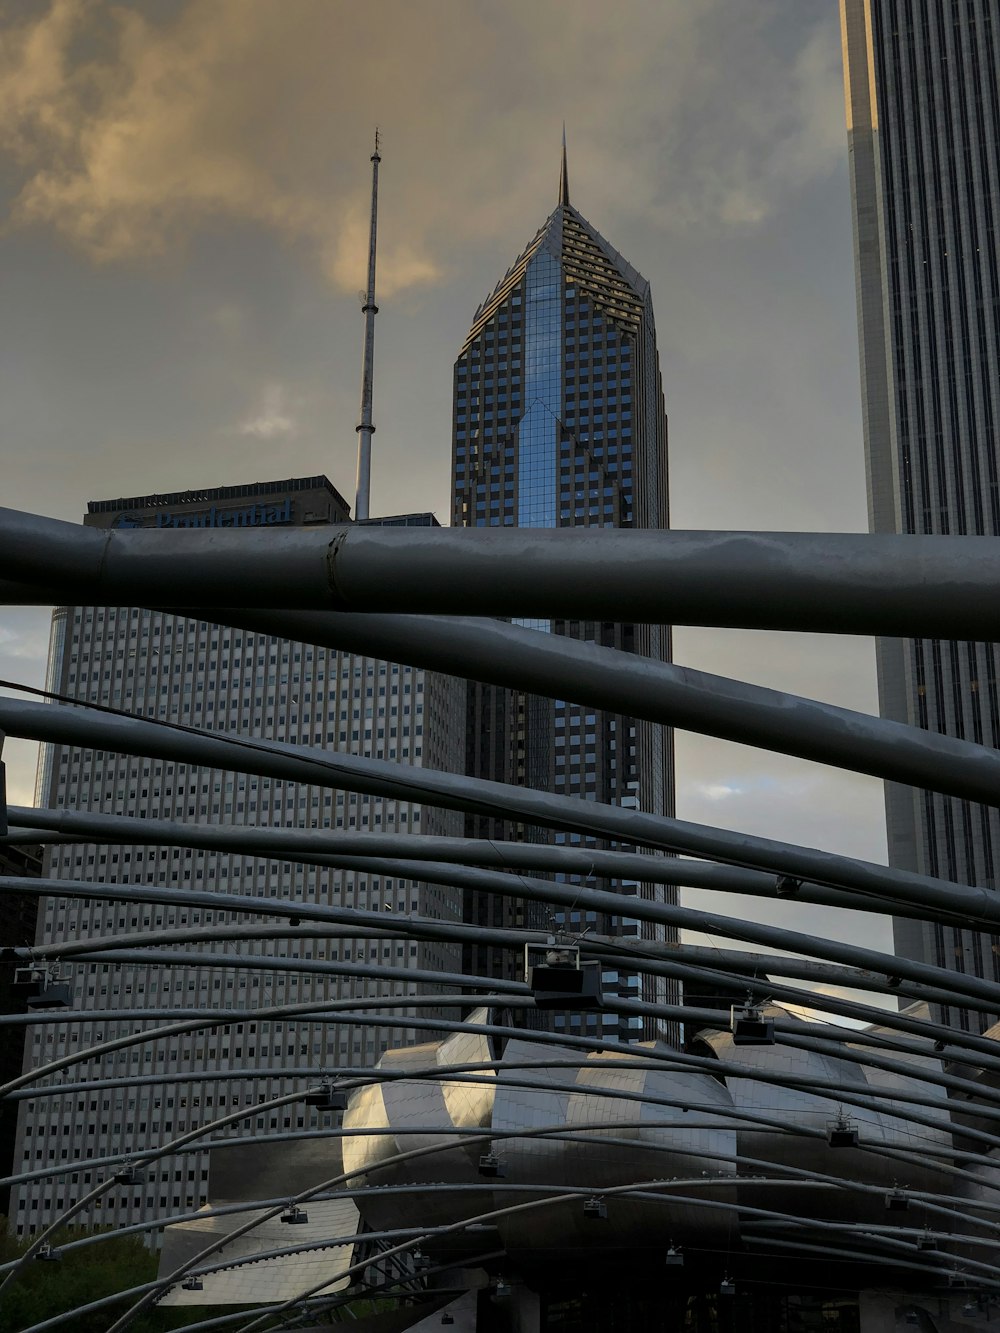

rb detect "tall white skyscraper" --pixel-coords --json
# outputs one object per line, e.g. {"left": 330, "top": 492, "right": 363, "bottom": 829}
{"left": 14, "top": 476, "right": 464, "bottom": 1235}
{"left": 841, "top": 0, "right": 1000, "bottom": 1030}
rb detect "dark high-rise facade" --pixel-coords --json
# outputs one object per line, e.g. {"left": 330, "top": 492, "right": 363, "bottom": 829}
{"left": 841, "top": 1, "right": 1000, "bottom": 1028}
{"left": 15, "top": 477, "right": 465, "bottom": 1236}
{"left": 451, "top": 150, "right": 675, "bottom": 1043}
{"left": 0, "top": 841, "right": 41, "bottom": 1219}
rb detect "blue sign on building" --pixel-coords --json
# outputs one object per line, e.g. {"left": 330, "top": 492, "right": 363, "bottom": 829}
{"left": 113, "top": 499, "right": 293, "bottom": 530}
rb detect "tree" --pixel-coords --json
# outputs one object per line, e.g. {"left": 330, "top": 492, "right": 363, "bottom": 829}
{"left": 0, "top": 1218, "right": 231, "bottom": 1333}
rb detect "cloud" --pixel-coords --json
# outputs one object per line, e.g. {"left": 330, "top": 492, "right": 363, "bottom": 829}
{"left": 0, "top": 0, "right": 444, "bottom": 295}
{"left": 323, "top": 200, "right": 442, "bottom": 299}
{"left": 695, "top": 781, "right": 743, "bottom": 802}
{"left": 0, "top": 1, "right": 844, "bottom": 289}
{"left": 236, "top": 383, "right": 296, "bottom": 439}
{"left": 0, "top": 612, "right": 51, "bottom": 663}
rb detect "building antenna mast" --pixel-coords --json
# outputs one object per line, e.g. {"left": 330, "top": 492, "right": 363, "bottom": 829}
{"left": 354, "top": 128, "right": 381, "bottom": 521}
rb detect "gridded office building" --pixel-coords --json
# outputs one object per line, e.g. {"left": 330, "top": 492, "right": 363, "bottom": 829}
{"left": 13, "top": 478, "right": 464, "bottom": 1235}
{"left": 842, "top": 0, "right": 1000, "bottom": 1028}
{"left": 451, "top": 152, "right": 675, "bottom": 1042}
{"left": 0, "top": 842, "right": 41, "bottom": 1218}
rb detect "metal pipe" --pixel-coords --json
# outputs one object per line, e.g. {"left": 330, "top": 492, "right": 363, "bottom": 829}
{"left": 9, "top": 854, "right": 1000, "bottom": 1067}
{"left": 7, "top": 1113, "right": 993, "bottom": 1228}
{"left": 8, "top": 851, "right": 1000, "bottom": 1019}
{"left": 37, "top": 953, "right": 1000, "bottom": 1126}
{"left": 9, "top": 931, "right": 1000, "bottom": 1118}
{"left": 0, "top": 1088, "right": 305, "bottom": 1297}
{"left": 13, "top": 583, "right": 1000, "bottom": 811}
{"left": 2, "top": 858, "right": 980, "bottom": 1021}
{"left": 112, "top": 1151, "right": 999, "bottom": 1333}
{"left": 102, "top": 1120, "right": 721, "bottom": 1333}
{"left": 32, "top": 1180, "right": 961, "bottom": 1333}
{"left": 11, "top": 933, "right": 1000, "bottom": 1109}
{"left": 227, "top": 1174, "right": 995, "bottom": 1333}
{"left": 220, "top": 607, "right": 1000, "bottom": 810}
{"left": 17, "top": 1144, "right": 998, "bottom": 1268}
{"left": 2, "top": 698, "right": 998, "bottom": 956}
{"left": 7, "top": 994, "right": 998, "bottom": 1158}
{"left": 5, "top": 513, "right": 1000, "bottom": 632}
{"left": 4, "top": 805, "right": 925, "bottom": 923}
{"left": 9, "top": 987, "right": 997, "bottom": 1137}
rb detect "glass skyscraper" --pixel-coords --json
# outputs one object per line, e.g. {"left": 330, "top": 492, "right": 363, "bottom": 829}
{"left": 841, "top": 0, "right": 1000, "bottom": 1028}
{"left": 451, "top": 149, "right": 675, "bottom": 1043}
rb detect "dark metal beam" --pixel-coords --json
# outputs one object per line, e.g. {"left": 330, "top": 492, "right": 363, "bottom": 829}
{"left": 2, "top": 698, "right": 998, "bottom": 945}
{"left": 3, "top": 805, "right": 920, "bottom": 921}
{"left": 4, "top": 508, "right": 1000, "bottom": 634}
{"left": 224, "top": 608, "right": 1000, "bottom": 808}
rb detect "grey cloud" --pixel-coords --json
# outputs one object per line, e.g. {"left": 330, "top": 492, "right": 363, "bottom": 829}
{"left": 0, "top": 2, "right": 844, "bottom": 290}
{"left": 0, "top": 1, "right": 894, "bottom": 961}
{"left": 235, "top": 383, "right": 297, "bottom": 440}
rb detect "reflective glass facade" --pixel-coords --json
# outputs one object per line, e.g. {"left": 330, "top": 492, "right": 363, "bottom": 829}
{"left": 842, "top": 0, "right": 1000, "bottom": 1029}
{"left": 452, "top": 180, "right": 675, "bottom": 1042}
{"left": 519, "top": 251, "right": 562, "bottom": 531}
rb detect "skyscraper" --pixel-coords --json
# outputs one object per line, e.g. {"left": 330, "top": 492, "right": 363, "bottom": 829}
{"left": 0, "top": 840, "right": 41, "bottom": 1219}
{"left": 841, "top": 1, "right": 1000, "bottom": 1028}
{"left": 451, "top": 145, "right": 675, "bottom": 1042}
{"left": 14, "top": 477, "right": 464, "bottom": 1235}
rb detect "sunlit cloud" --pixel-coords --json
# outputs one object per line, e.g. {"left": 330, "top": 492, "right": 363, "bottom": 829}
{"left": 322, "top": 202, "right": 442, "bottom": 299}
{"left": 0, "top": 0, "right": 444, "bottom": 295}
{"left": 237, "top": 383, "right": 297, "bottom": 440}
{"left": 0, "top": 0, "right": 844, "bottom": 290}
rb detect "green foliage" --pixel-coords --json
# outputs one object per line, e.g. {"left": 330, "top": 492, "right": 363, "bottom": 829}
{"left": 0, "top": 1218, "right": 221, "bottom": 1333}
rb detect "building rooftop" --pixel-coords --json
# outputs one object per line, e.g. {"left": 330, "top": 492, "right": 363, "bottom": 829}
{"left": 87, "top": 475, "right": 350, "bottom": 515}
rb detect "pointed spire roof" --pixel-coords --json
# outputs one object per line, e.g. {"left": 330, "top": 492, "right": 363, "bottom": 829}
{"left": 460, "top": 140, "right": 652, "bottom": 352}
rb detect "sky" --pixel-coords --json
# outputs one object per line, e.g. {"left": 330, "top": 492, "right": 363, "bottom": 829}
{"left": 0, "top": 0, "right": 892, "bottom": 963}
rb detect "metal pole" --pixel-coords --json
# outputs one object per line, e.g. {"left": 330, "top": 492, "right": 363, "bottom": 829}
{"left": 4, "top": 996, "right": 997, "bottom": 1156}
{"left": 0, "top": 840, "right": 971, "bottom": 1001}
{"left": 2, "top": 698, "right": 998, "bottom": 937}
{"left": 4, "top": 509, "right": 1000, "bottom": 633}
{"left": 7, "top": 939, "right": 999, "bottom": 1117}
{"left": 5, "top": 1111, "right": 993, "bottom": 1225}
{"left": 4, "top": 861, "right": 1000, "bottom": 1062}
{"left": 353, "top": 130, "right": 380, "bottom": 521}
{"left": 224, "top": 607, "right": 1000, "bottom": 809}
{"left": 16, "top": 1141, "right": 999, "bottom": 1267}
{"left": 6, "top": 805, "right": 917, "bottom": 921}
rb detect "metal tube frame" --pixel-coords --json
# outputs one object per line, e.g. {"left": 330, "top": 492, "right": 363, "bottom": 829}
{"left": 5, "top": 508, "right": 1000, "bottom": 1317}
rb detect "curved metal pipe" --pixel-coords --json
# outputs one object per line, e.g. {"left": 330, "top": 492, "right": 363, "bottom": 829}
{"left": 9, "top": 862, "right": 999, "bottom": 1053}
{"left": 12, "top": 998, "right": 1000, "bottom": 1184}
{"left": 7, "top": 804, "right": 912, "bottom": 922}
{"left": 0, "top": 1087, "right": 304, "bottom": 1297}
{"left": 104, "top": 1159, "right": 1000, "bottom": 1333}
{"left": 10, "top": 938, "right": 1000, "bottom": 1122}
{"left": 9, "top": 856, "right": 1000, "bottom": 1024}
{"left": 8, "top": 852, "right": 1000, "bottom": 1055}
{"left": 2, "top": 697, "right": 997, "bottom": 956}
{"left": 6, "top": 980, "right": 999, "bottom": 1144}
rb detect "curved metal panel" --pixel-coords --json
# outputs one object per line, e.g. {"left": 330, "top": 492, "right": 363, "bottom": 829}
{"left": 493, "top": 1039, "right": 738, "bottom": 1254}
{"left": 334, "top": 1007, "right": 1000, "bottom": 1269}
{"left": 345, "top": 1013, "right": 496, "bottom": 1237}
{"left": 695, "top": 1007, "right": 953, "bottom": 1221}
